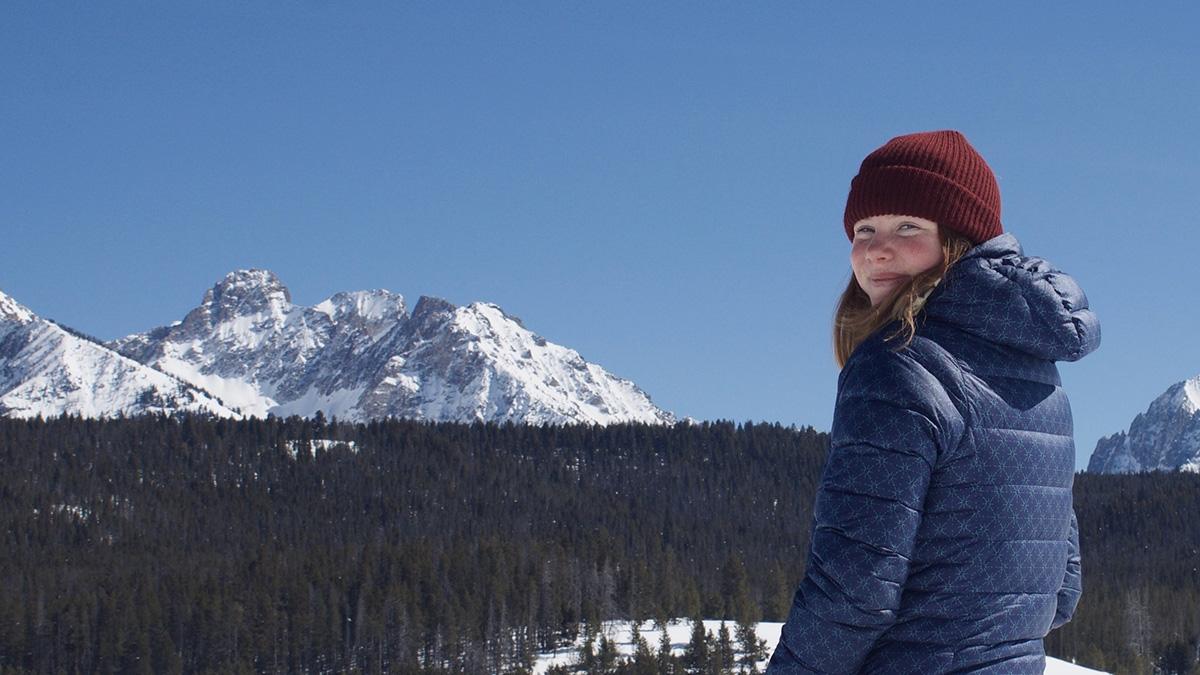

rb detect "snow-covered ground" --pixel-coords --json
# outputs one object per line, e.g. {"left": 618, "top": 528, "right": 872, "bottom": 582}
{"left": 533, "top": 619, "right": 1108, "bottom": 674}
{"left": 284, "top": 438, "right": 359, "bottom": 458}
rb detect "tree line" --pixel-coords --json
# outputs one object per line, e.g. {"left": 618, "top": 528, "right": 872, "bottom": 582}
{"left": 0, "top": 414, "right": 1195, "bottom": 673}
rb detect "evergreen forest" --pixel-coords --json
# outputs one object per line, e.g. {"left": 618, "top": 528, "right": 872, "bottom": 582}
{"left": 0, "top": 415, "right": 1196, "bottom": 674}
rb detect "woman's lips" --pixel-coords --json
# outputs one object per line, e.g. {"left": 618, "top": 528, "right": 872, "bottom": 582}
{"left": 871, "top": 274, "right": 905, "bottom": 283}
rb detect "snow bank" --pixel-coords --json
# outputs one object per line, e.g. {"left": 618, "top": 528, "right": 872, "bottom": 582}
{"left": 533, "top": 619, "right": 1108, "bottom": 674}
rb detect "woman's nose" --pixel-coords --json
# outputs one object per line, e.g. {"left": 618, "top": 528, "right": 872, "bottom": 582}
{"left": 866, "top": 234, "right": 893, "bottom": 260}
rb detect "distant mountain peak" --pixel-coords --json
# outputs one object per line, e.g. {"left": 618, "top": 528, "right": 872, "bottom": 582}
{"left": 214, "top": 268, "right": 286, "bottom": 292}
{"left": 412, "top": 295, "right": 456, "bottom": 319}
{"left": 0, "top": 289, "right": 36, "bottom": 326}
{"left": 199, "top": 269, "right": 291, "bottom": 322}
{"left": 1088, "top": 375, "right": 1200, "bottom": 473}
{"left": 314, "top": 289, "right": 406, "bottom": 324}
{"left": 312, "top": 289, "right": 408, "bottom": 348}
{"left": 405, "top": 296, "right": 457, "bottom": 341}
{"left": 1175, "top": 376, "right": 1200, "bottom": 415}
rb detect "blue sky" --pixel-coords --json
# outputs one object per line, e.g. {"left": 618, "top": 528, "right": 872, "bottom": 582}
{"left": 2, "top": 3, "right": 1197, "bottom": 469}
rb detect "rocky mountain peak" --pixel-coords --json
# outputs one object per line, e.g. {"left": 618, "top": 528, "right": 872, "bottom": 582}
{"left": 407, "top": 296, "right": 457, "bottom": 339}
{"left": 199, "top": 269, "right": 292, "bottom": 323}
{"left": 315, "top": 290, "right": 407, "bottom": 325}
{"left": 412, "top": 295, "right": 455, "bottom": 319}
{"left": 0, "top": 290, "right": 36, "bottom": 326}
{"left": 1088, "top": 375, "right": 1200, "bottom": 473}
{"left": 1166, "top": 376, "right": 1200, "bottom": 416}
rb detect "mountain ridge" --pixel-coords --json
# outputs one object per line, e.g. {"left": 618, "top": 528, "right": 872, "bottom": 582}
{"left": 0, "top": 288, "right": 240, "bottom": 419}
{"left": 1, "top": 271, "right": 674, "bottom": 426}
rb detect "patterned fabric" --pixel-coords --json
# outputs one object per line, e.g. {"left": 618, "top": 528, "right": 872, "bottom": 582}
{"left": 768, "top": 232, "right": 1100, "bottom": 674}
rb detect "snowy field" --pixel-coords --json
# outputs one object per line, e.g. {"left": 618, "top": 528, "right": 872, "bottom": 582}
{"left": 533, "top": 619, "right": 1108, "bottom": 674}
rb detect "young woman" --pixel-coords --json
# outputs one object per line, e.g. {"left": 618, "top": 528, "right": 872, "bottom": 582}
{"left": 767, "top": 130, "right": 1100, "bottom": 673}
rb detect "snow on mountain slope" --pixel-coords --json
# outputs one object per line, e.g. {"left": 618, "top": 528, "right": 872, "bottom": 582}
{"left": 0, "top": 289, "right": 238, "bottom": 419}
{"left": 0, "top": 291, "right": 36, "bottom": 325}
{"left": 350, "top": 297, "right": 674, "bottom": 424}
{"left": 1088, "top": 375, "right": 1200, "bottom": 473}
{"left": 111, "top": 270, "right": 674, "bottom": 425}
{"left": 110, "top": 270, "right": 407, "bottom": 417}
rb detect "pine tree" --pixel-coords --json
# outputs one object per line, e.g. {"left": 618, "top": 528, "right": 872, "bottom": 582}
{"left": 657, "top": 623, "right": 676, "bottom": 674}
{"left": 631, "top": 629, "right": 658, "bottom": 675}
{"left": 578, "top": 630, "right": 597, "bottom": 673}
{"left": 1125, "top": 587, "right": 1153, "bottom": 663}
{"left": 597, "top": 633, "right": 618, "bottom": 674}
{"left": 721, "top": 555, "right": 756, "bottom": 625}
{"left": 714, "top": 622, "right": 735, "bottom": 675}
{"left": 764, "top": 565, "right": 793, "bottom": 622}
{"left": 735, "top": 620, "right": 767, "bottom": 673}
{"left": 683, "top": 616, "right": 709, "bottom": 674}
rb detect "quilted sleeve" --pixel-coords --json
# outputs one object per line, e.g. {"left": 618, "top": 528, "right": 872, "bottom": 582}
{"left": 1051, "top": 508, "right": 1082, "bottom": 630}
{"left": 768, "top": 350, "right": 964, "bottom": 673}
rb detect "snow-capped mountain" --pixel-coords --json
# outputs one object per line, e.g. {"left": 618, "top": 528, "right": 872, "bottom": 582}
{"left": 109, "top": 270, "right": 674, "bottom": 425}
{"left": 1087, "top": 376, "right": 1200, "bottom": 473}
{"left": 110, "top": 270, "right": 406, "bottom": 418}
{"left": 0, "top": 289, "right": 238, "bottom": 419}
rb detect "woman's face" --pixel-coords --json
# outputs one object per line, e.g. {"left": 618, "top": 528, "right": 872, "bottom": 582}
{"left": 850, "top": 214, "right": 942, "bottom": 307}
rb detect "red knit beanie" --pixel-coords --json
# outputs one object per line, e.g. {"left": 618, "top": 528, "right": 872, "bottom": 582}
{"left": 843, "top": 130, "right": 1003, "bottom": 244}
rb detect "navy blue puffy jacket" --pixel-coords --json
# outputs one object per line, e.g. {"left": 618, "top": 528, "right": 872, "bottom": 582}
{"left": 768, "top": 233, "right": 1099, "bottom": 674}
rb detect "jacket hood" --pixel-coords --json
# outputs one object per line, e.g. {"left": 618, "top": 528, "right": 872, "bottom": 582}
{"left": 922, "top": 232, "right": 1100, "bottom": 362}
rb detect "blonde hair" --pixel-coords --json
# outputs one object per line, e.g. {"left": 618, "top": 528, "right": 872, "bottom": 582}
{"left": 833, "top": 229, "right": 975, "bottom": 368}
